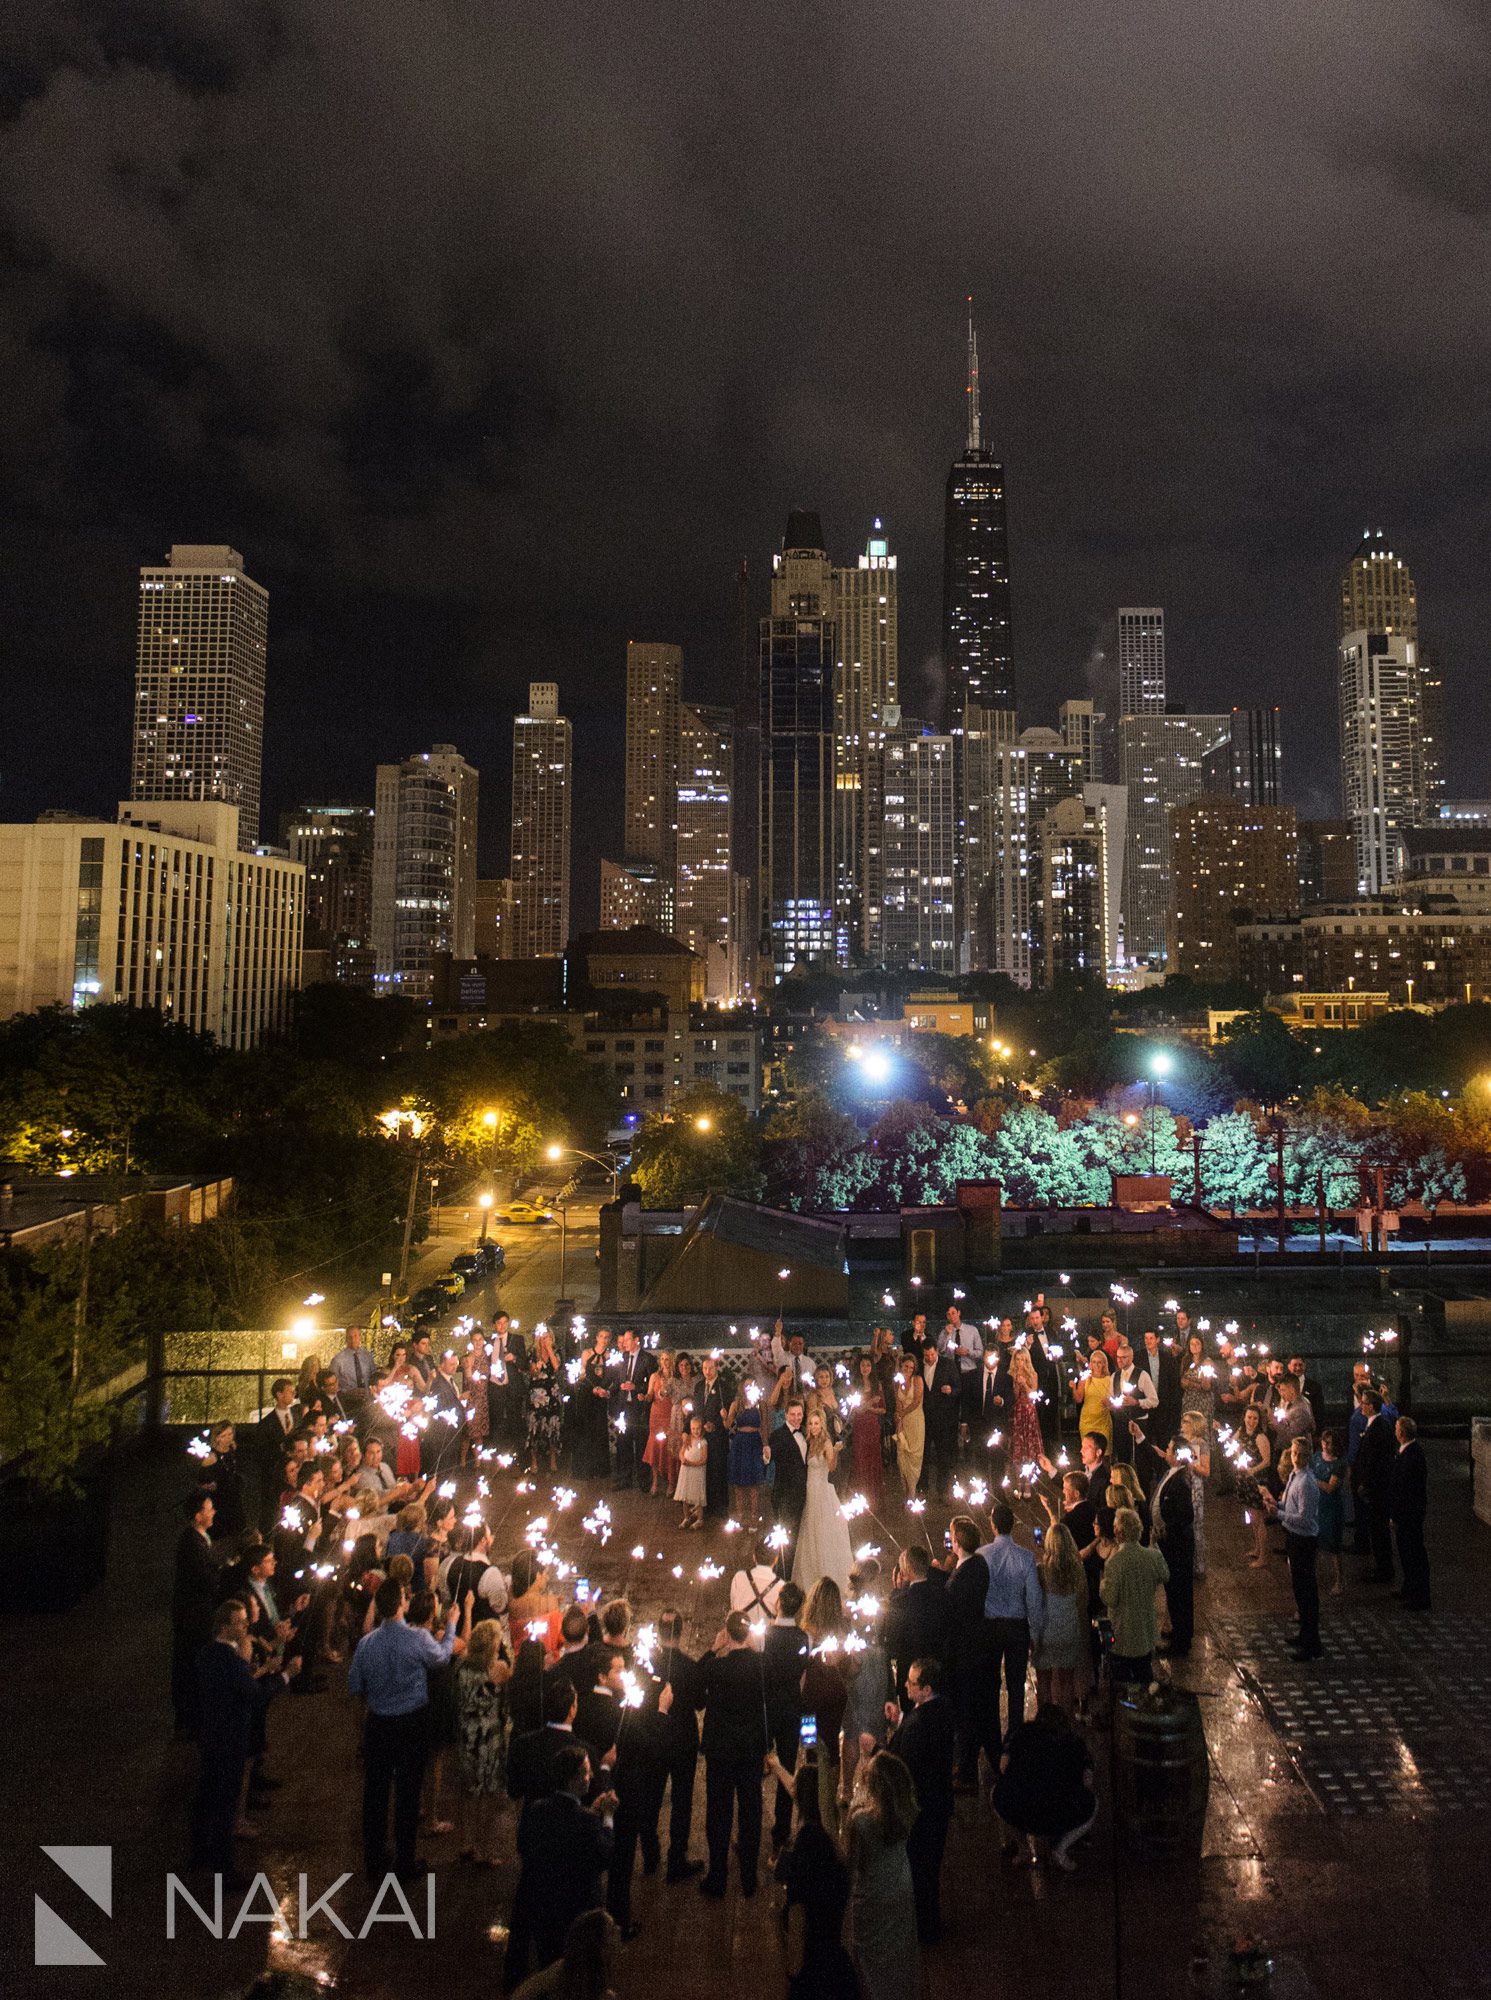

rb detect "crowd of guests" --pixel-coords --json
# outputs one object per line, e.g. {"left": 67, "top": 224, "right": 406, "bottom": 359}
{"left": 168, "top": 1293, "right": 1436, "bottom": 1996}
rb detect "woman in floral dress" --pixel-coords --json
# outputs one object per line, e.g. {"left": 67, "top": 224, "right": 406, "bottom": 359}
{"left": 525, "top": 1329, "right": 562, "bottom": 1474}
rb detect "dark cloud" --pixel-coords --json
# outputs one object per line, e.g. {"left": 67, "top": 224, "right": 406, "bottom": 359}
{"left": 1, "top": 0, "right": 1488, "bottom": 887}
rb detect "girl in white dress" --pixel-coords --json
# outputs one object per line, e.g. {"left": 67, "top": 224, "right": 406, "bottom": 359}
{"left": 792, "top": 1406, "right": 855, "bottom": 1595}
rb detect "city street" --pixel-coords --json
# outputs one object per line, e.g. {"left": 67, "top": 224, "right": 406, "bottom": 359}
{"left": 339, "top": 1196, "right": 602, "bottom": 1338}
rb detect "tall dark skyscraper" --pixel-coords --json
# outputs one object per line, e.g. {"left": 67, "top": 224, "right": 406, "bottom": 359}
{"left": 942, "top": 304, "right": 1014, "bottom": 724}
{"left": 944, "top": 303, "right": 1015, "bottom": 967}
{"left": 759, "top": 511, "right": 839, "bottom": 974}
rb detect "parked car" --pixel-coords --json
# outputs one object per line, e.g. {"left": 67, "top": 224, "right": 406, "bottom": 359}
{"left": 479, "top": 1241, "right": 506, "bottom": 1274}
{"left": 433, "top": 1271, "right": 466, "bottom": 1298}
{"left": 451, "top": 1252, "right": 483, "bottom": 1278}
{"left": 408, "top": 1286, "right": 447, "bottom": 1322}
{"left": 498, "top": 1201, "right": 555, "bottom": 1225}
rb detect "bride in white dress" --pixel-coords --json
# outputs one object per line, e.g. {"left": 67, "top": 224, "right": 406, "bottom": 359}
{"left": 792, "top": 1406, "right": 855, "bottom": 1596}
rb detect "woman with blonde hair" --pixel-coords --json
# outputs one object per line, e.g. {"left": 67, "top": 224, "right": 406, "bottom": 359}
{"left": 525, "top": 1328, "right": 562, "bottom": 1475}
{"left": 1178, "top": 1409, "right": 1213, "bottom": 1578}
{"left": 792, "top": 1407, "right": 854, "bottom": 1595}
{"left": 640, "top": 1348, "right": 677, "bottom": 1497}
{"left": 456, "top": 1617, "right": 512, "bottom": 1865}
{"left": 1034, "top": 1522, "right": 1089, "bottom": 1718}
{"left": 1073, "top": 1347, "right": 1114, "bottom": 1448}
{"left": 1009, "top": 1346, "right": 1043, "bottom": 1489}
{"left": 846, "top": 1750, "right": 920, "bottom": 2000}
{"left": 892, "top": 1361, "right": 925, "bottom": 1496}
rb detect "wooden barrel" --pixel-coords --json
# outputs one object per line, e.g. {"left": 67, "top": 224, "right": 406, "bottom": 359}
{"left": 1113, "top": 1686, "right": 1210, "bottom": 1855}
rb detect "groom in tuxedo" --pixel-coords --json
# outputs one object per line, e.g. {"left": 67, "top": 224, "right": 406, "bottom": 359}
{"left": 770, "top": 1396, "right": 808, "bottom": 1560}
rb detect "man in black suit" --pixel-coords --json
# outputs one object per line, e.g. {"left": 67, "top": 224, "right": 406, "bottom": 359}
{"left": 1353, "top": 1389, "right": 1397, "bottom": 1583}
{"left": 762, "top": 1579, "right": 809, "bottom": 1850}
{"left": 651, "top": 1610, "right": 704, "bottom": 1881}
{"left": 770, "top": 1397, "right": 809, "bottom": 1553}
{"left": 1389, "top": 1415, "right": 1431, "bottom": 1610}
{"left": 199, "top": 1422, "right": 247, "bottom": 1542}
{"left": 942, "top": 1517, "right": 991, "bottom": 1788}
{"left": 610, "top": 1329, "right": 657, "bottom": 1490}
{"left": 925, "top": 1338, "right": 962, "bottom": 1497}
{"left": 172, "top": 1490, "right": 222, "bottom": 1735}
{"left": 698, "top": 1612, "right": 769, "bottom": 1898}
{"left": 488, "top": 1313, "right": 527, "bottom": 1444}
{"left": 885, "top": 1657, "right": 957, "bottom": 1944}
{"left": 885, "top": 1545, "right": 949, "bottom": 1698}
{"left": 508, "top": 1745, "right": 616, "bottom": 1987}
{"left": 902, "top": 1311, "right": 931, "bottom": 1362}
{"left": 509, "top": 1677, "right": 589, "bottom": 1821}
{"left": 1135, "top": 1430, "right": 1196, "bottom": 1655}
{"left": 1025, "top": 1309, "right": 1064, "bottom": 1451}
{"left": 575, "top": 1651, "right": 625, "bottom": 1764}
{"left": 190, "top": 1598, "right": 296, "bottom": 1883}
{"left": 254, "top": 1381, "right": 300, "bottom": 1521}
{"left": 695, "top": 1357, "right": 731, "bottom": 1518}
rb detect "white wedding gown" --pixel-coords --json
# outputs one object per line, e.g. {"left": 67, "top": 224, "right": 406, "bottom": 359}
{"left": 792, "top": 1453, "right": 855, "bottom": 1596}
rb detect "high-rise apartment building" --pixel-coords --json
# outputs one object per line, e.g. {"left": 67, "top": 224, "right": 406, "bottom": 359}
{"left": 1200, "top": 707, "right": 1282, "bottom": 808}
{"left": 1059, "top": 699, "right": 1106, "bottom": 782}
{"left": 132, "top": 545, "right": 268, "bottom": 848}
{"left": 1339, "top": 530, "right": 1418, "bottom": 643}
{"left": 599, "top": 858, "right": 671, "bottom": 934}
{"left": 372, "top": 746, "right": 479, "bottom": 999}
{"left": 675, "top": 703, "right": 735, "bottom": 996}
{"left": 1120, "top": 711, "right": 1230, "bottom": 962}
{"left": 280, "top": 803, "right": 374, "bottom": 949}
{"left": 984, "top": 728, "right": 1084, "bottom": 986}
{"left": 1296, "top": 820, "right": 1356, "bottom": 907}
{"left": 1041, "top": 795, "right": 1110, "bottom": 985}
{"left": 877, "top": 709, "right": 957, "bottom": 973}
{"left": 958, "top": 701, "right": 1021, "bottom": 971}
{"left": 510, "top": 684, "right": 572, "bottom": 959}
{"left": 833, "top": 521, "right": 899, "bottom": 957}
{"left": 280, "top": 802, "right": 375, "bottom": 986}
{"left": 1082, "top": 782, "right": 1128, "bottom": 971}
{"left": 0, "top": 801, "right": 301, "bottom": 1047}
{"left": 474, "top": 877, "right": 513, "bottom": 960}
{"left": 1115, "top": 608, "right": 1166, "bottom": 716}
{"left": 623, "top": 642, "right": 682, "bottom": 886}
{"left": 759, "top": 512, "right": 839, "bottom": 973}
{"left": 1337, "top": 630, "right": 1426, "bottom": 894}
{"left": 1167, "top": 799, "right": 1298, "bottom": 982}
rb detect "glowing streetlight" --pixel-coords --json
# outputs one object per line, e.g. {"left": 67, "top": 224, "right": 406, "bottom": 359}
{"left": 858, "top": 1046, "right": 894, "bottom": 1088}
{"left": 1146, "top": 1049, "right": 1173, "bottom": 1172}
{"left": 546, "top": 1142, "right": 564, "bottom": 1162}
{"left": 693, "top": 1115, "right": 713, "bottom": 1133}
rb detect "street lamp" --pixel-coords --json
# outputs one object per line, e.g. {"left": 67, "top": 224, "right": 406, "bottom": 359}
{"left": 478, "top": 1189, "right": 494, "bottom": 1244}
{"left": 1147, "top": 1050, "right": 1173, "bottom": 1173}
{"left": 378, "top": 1107, "right": 429, "bottom": 1294}
{"left": 694, "top": 1115, "right": 713, "bottom": 1134}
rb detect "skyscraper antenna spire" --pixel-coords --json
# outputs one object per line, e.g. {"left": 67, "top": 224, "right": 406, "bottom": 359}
{"left": 965, "top": 295, "right": 981, "bottom": 453}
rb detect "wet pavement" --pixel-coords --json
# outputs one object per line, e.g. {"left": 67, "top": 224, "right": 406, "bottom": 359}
{"left": 2, "top": 1431, "right": 1488, "bottom": 2000}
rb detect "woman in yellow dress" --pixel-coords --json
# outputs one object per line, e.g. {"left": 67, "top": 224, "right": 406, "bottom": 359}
{"left": 894, "top": 1359, "right": 925, "bottom": 1494}
{"left": 1073, "top": 1347, "right": 1114, "bottom": 1450}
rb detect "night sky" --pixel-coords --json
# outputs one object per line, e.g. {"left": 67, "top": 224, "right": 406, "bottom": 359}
{"left": 3, "top": 2, "right": 1489, "bottom": 921}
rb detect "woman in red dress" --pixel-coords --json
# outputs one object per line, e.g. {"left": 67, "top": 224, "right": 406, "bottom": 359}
{"left": 849, "top": 1351, "right": 886, "bottom": 1503}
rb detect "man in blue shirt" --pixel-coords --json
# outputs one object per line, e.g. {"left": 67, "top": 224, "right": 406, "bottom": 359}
{"left": 1263, "top": 1436, "right": 1322, "bottom": 1661}
{"left": 348, "top": 1575, "right": 459, "bottom": 1878}
{"left": 975, "top": 1502, "right": 1043, "bottom": 1759}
